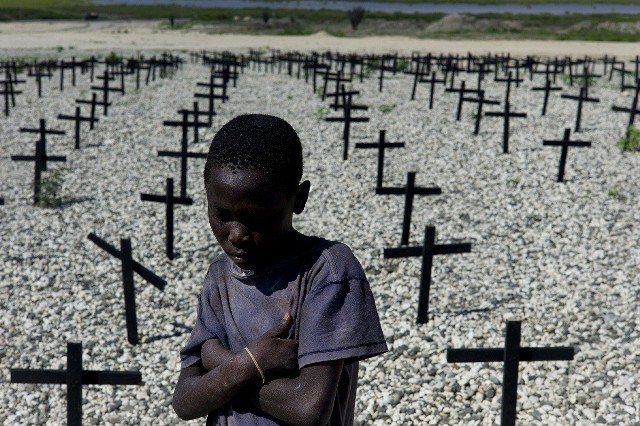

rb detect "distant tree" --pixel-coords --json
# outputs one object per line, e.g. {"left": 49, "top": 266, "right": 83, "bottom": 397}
{"left": 262, "top": 9, "right": 270, "bottom": 24}
{"left": 347, "top": 7, "right": 365, "bottom": 30}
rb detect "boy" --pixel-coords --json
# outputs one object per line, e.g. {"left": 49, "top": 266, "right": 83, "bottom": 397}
{"left": 172, "top": 114, "right": 387, "bottom": 425}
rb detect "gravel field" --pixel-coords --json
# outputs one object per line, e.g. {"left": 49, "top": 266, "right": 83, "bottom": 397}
{"left": 0, "top": 48, "right": 639, "bottom": 425}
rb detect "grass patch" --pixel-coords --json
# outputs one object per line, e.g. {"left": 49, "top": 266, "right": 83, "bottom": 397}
{"left": 315, "top": 106, "right": 329, "bottom": 120}
{"left": 35, "top": 168, "right": 65, "bottom": 208}
{"left": 159, "top": 68, "right": 175, "bottom": 79}
{"left": 617, "top": 125, "right": 640, "bottom": 153}
{"left": 607, "top": 188, "right": 627, "bottom": 202}
{"left": 379, "top": 104, "right": 396, "bottom": 114}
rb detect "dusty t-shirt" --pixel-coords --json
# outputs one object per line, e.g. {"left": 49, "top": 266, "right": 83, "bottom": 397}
{"left": 180, "top": 235, "right": 388, "bottom": 425}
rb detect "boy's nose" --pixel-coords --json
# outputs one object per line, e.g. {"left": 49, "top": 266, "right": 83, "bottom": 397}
{"left": 227, "top": 222, "right": 251, "bottom": 245}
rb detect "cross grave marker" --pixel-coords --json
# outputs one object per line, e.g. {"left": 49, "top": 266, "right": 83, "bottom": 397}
{"left": 10, "top": 341, "right": 142, "bottom": 426}
{"left": 543, "top": 128, "right": 591, "bottom": 182}
{"left": 140, "top": 178, "right": 193, "bottom": 260}
{"left": 88, "top": 233, "right": 166, "bottom": 345}
{"left": 384, "top": 225, "right": 471, "bottom": 323}
{"left": 447, "top": 321, "right": 574, "bottom": 426}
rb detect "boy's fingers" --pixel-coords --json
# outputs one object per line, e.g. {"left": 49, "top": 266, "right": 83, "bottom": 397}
{"left": 268, "top": 313, "right": 293, "bottom": 338}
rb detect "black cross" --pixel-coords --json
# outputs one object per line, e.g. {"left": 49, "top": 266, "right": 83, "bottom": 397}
{"left": 320, "top": 69, "right": 350, "bottom": 103}
{"left": 446, "top": 81, "right": 480, "bottom": 121}
{"left": 28, "top": 64, "right": 52, "bottom": 97}
{"left": 76, "top": 93, "right": 108, "bottom": 130}
{"left": 58, "top": 57, "right": 81, "bottom": 91}
{"left": 612, "top": 78, "right": 640, "bottom": 126}
{"left": 140, "top": 178, "right": 193, "bottom": 260}
{"left": 463, "top": 89, "right": 499, "bottom": 135}
{"left": 88, "top": 233, "right": 166, "bottom": 345}
{"left": 376, "top": 55, "right": 398, "bottom": 92}
{"left": 10, "top": 341, "right": 141, "bottom": 426}
{"left": 11, "top": 119, "right": 66, "bottom": 204}
{"left": 447, "top": 321, "right": 574, "bottom": 426}
{"left": 194, "top": 74, "right": 228, "bottom": 125}
{"left": 543, "top": 128, "right": 591, "bottom": 182}
{"left": 485, "top": 101, "right": 527, "bottom": 154}
{"left": 531, "top": 78, "right": 562, "bottom": 116}
{"left": 158, "top": 110, "right": 208, "bottom": 198}
{"left": 419, "top": 71, "right": 446, "bottom": 109}
{"left": 325, "top": 85, "right": 370, "bottom": 160}
{"left": 405, "top": 56, "right": 432, "bottom": 100}
{"left": 355, "top": 130, "right": 405, "bottom": 191}
{"left": 495, "top": 71, "right": 523, "bottom": 103}
{"left": 57, "top": 106, "right": 99, "bottom": 149}
{"left": 561, "top": 87, "right": 600, "bottom": 132}
{"left": 383, "top": 225, "right": 470, "bottom": 323}
{"left": 178, "top": 102, "right": 210, "bottom": 144}
{"left": 91, "top": 70, "right": 120, "bottom": 116}
{"left": 0, "top": 78, "right": 22, "bottom": 116}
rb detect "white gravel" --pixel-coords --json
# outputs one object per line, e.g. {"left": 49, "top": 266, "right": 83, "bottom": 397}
{"left": 1, "top": 48, "right": 639, "bottom": 425}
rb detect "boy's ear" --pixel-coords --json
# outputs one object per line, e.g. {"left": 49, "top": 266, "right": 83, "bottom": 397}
{"left": 293, "top": 180, "right": 311, "bottom": 214}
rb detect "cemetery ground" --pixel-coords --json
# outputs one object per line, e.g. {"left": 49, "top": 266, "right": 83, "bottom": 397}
{"left": 0, "top": 47, "right": 639, "bottom": 425}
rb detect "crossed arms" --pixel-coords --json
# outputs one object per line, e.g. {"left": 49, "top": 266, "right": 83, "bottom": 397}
{"left": 172, "top": 314, "right": 344, "bottom": 426}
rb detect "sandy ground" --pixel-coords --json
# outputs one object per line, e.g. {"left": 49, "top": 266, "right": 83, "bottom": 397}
{"left": 1, "top": 20, "right": 640, "bottom": 58}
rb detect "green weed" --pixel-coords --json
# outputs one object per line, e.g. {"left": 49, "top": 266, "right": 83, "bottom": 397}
{"left": 379, "top": 104, "right": 396, "bottom": 114}
{"left": 617, "top": 125, "right": 640, "bottom": 153}
{"left": 315, "top": 106, "right": 329, "bottom": 120}
{"left": 159, "top": 69, "right": 175, "bottom": 79}
{"left": 35, "top": 168, "right": 65, "bottom": 208}
{"left": 607, "top": 188, "right": 627, "bottom": 202}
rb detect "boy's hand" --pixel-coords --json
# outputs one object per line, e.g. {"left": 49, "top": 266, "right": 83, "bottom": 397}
{"left": 246, "top": 313, "right": 299, "bottom": 381}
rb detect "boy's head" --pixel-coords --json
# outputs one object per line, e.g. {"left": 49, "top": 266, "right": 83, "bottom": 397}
{"left": 204, "top": 114, "right": 310, "bottom": 270}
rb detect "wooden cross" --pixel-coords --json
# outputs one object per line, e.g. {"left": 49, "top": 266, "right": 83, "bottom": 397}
{"left": 75, "top": 93, "right": 106, "bottom": 130}
{"left": 376, "top": 55, "right": 398, "bottom": 92}
{"left": 320, "top": 69, "right": 350, "bottom": 103}
{"left": 531, "top": 78, "right": 562, "bottom": 116}
{"left": 463, "top": 89, "right": 499, "bottom": 135}
{"left": 495, "top": 71, "right": 523, "bottom": 103}
{"left": 10, "top": 341, "right": 142, "bottom": 426}
{"left": 194, "top": 73, "right": 228, "bottom": 125}
{"left": 58, "top": 57, "right": 80, "bottom": 91}
{"left": 419, "top": 71, "right": 446, "bottom": 109}
{"left": 384, "top": 225, "right": 469, "bottom": 323}
{"left": 561, "top": 87, "right": 600, "bottom": 132}
{"left": 91, "top": 70, "right": 121, "bottom": 116}
{"left": 405, "top": 55, "right": 432, "bottom": 100}
{"left": 447, "top": 321, "right": 574, "bottom": 426}
{"left": 57, "top": 106, "right": 99, "bottom": 149}
{"left": 355, "top": 130, "right": 405, "bottom": 191}
{"left": 88, "top": 233, "right": 166, "bottom": 345}
{"left": 612, "top": 78, "right": 640, "bottom": 126}
{"left": 0, "top": 78, "right": 22, "bottom": 116}
{"left": 158, "top": 110, "right": 208, "bottom": 198}
{"left": 28, "top": 64, "right": 52, "bottom": 97}
{"left": 485, "top": 101, "right": 527, "bottom": 154}
{"left": 140, "top": 178, "right": 193, "bottom": 260}
{"left": 446, "top": 81, "right": 480, "bottom": 121}
{"left": 11, "top": 119, "right": 66, "bottom": 204}
{"left": 543, "top": 128, "right": 591, "bottom": 182}
{"left": 178, "top": 102, "right": 210, "bottom": 144}
{"left": 325, "top": 85, "right": 370, "bottom": 161}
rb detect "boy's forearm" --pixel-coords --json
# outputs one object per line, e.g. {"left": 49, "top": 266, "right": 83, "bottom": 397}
{"left": 247, "top": 361, "right": 344, "bottom": 426}
{"left": 201, "top": 339, "right": 235, "bottom": 371}
{"left": 172, "top": 354, "right": 261, "bottom": 420}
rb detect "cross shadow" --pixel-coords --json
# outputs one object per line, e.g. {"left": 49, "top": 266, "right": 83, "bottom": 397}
{"left": 144, "top": 322, "right": 192, "bottom": 344}
{"left": 60, "top": 197, "right": 95, "bottom": 209}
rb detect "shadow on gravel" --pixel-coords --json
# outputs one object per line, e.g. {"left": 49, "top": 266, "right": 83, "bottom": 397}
{"left": 60, "top": 197, "right": 96, "bottom": 209}
{"left": 145, "top": 321, "right": 192, "bottom": 344}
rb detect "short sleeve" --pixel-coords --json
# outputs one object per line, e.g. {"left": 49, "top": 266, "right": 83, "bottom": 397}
{"left": 297, "top": 246, "right": 388, "bottom": 368}
{"left": 179, "top": 266, "right": 228, "bottom": 369}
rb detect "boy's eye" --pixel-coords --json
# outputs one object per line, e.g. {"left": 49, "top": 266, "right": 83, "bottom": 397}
{"left": 215, "top": 211, "right": 232, "bottom": 224}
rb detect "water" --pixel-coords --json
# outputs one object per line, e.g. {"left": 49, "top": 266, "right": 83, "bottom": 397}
{"left": 94, "top": 0, "right": 640, "bottom": 15}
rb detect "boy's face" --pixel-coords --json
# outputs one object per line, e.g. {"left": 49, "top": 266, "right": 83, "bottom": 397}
{"left": 205, "top": 166, "right": 308, "bottom": 271}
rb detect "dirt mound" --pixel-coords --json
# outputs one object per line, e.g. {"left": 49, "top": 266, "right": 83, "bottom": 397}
{"left": 426, "top": 14, "right": 523, "bottom": 34}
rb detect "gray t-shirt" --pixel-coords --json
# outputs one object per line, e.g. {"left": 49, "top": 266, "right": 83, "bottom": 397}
{"left": 180, "top": 236, "right": 388, "bottom": 425}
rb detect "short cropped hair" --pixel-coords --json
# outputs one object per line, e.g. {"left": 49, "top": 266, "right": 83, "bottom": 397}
{"left": 204, "top": 114, "right": 303, "bottom": 194}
